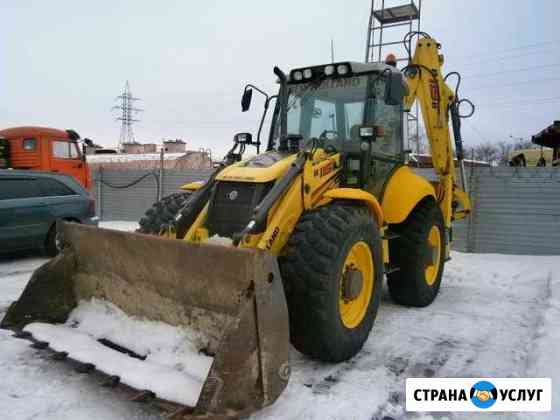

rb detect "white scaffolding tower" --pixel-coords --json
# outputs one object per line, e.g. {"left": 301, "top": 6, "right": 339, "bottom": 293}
{"left": 365, "top": 0, "right": 423, "bottom": 154}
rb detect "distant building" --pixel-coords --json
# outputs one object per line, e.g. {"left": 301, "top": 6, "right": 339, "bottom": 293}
{"left": 142, "top": 143, "right": 157, "bottom": 153}
{"left": 163, "top": 139, "right": 186, "bottom": 153}
{"left": 122, "top": 142, "right": 144, "bottom": 154}
{"left": 86, "top": 150, "right": 212, "bottom": 171}
{"left": 85, "top": 143, "right": 103, "bottom": 155}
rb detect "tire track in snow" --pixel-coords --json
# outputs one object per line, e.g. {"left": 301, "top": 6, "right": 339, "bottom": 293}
{"left": 522, "top": 271, "right": 553, "bottom": 375}
{"left": 370, "top": 338, "right": 460, "bottom": 420}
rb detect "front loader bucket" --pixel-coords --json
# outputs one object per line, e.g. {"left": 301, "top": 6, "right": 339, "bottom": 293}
{"left": 1, "top": 222, "right": 290, "bottom": 418}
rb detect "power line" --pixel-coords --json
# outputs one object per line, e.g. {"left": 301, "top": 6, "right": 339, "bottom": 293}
{"left": 450, "top": 47, "right": 559, "bottom": 68}
{"left": 462, "top": 63, "right": 560, "bottom": 79}
{"left": 447, "top": 40, "right": 560, "bottom": 62}
{"left": 464, "top": 121, "right": 490, "bottom": 143}
{"left": 476, "top": 96, "right": 560, "bottom": 107}
{"left": 467, "top": 77, "right": 560, "bottom": 92}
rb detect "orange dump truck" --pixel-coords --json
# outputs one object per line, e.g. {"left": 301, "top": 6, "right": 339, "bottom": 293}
{"left": 0, "top": 126, "right": 92, "bottom": 189}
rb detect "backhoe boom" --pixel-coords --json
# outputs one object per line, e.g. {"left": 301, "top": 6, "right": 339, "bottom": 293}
{"left": 403, "top": 34, "right": 471, "bottom": 227}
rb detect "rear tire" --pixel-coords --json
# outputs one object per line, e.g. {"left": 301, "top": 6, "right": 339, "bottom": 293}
{"left": 137, "top": 192, "right": 192, "bottom": 235}
{"left": 387, "top": 199, "right": 446, "bottom": 307}
{"left": 279, "top": 203, "right": 383, "bottom": 362}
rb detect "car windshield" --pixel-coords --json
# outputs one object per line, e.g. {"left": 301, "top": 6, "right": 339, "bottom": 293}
{"left": 271, "top": 73, "right": 402, "bottom": 157}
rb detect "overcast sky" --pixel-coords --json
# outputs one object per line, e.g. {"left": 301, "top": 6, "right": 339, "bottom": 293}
{"left": 2, "top": 0, "right": 559, "bottom": 157}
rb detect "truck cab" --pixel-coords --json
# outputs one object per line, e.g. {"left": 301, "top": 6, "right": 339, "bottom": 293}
{"left": 0, "top": 126, "right": 91, "bottom": 189}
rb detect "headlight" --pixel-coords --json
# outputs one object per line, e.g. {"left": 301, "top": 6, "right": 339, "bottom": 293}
{"left": 303, "top": 68, "right": 313, "bottom": 79}
{"left": 324, "top": 65, "right": 335, "bottom": 76}
{"left": 292, "top": 71, "right": 303, "bottom": 81}
{"left": 337, "top": 64, "right": 350, "bottom": 75}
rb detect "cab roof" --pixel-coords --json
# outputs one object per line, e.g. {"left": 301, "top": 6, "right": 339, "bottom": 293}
{"left": 532, "top": 121, "right": 560, "bottom": 149}
{"left": 288, "top": 61, "right": 401, "bottom": 83}
{"left": 0, "top": 126, "right": 74, "bottom": 139}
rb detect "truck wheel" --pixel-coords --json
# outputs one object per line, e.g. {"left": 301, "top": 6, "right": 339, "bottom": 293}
{"left": 137, "top": 192, "right": 192, "bottom": 235}
{"left": 387, "top": 199, "right": 445, "bottom": 307}
{"left": 279, "top": 203, "right": 383, "bottom": 362}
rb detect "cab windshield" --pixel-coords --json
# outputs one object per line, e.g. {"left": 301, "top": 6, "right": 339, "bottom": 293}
{"left": 271, "top": 74, "right": 403, "bottom": 157}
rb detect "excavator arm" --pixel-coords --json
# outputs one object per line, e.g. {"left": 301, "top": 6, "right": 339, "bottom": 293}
{"left": 403, "top": 34, "right": 471, "bottom": 227}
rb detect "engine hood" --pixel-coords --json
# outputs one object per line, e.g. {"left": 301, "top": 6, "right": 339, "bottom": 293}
{"left": 216, "top": 151, "right": 297, "bottom": 183}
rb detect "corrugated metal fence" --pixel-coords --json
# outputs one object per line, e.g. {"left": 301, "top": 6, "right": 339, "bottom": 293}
{"left": 92, "top": 167, "right": 560, "bottom": 255}
{"left": 466, "top": 167, "right": 560, "bottom": 255}
{"left": 92, "top": 168, "right": 214, "bottom": 221}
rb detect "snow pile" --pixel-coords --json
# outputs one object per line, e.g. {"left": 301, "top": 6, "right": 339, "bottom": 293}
{"left": 23, "top": 299, "right": 213, "bottom": 406}
{"left": 206, "top": 234, "right": 233, "bottom": 246}
{"left": 99, "top": 221, "right": 139, "bottom": 232}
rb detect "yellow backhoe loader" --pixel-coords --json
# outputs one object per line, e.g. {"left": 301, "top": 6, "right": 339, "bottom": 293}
{"left": 2, "top": 32, "right": 473, "bottom": 418}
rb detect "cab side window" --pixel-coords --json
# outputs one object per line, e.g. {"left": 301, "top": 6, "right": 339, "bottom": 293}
{"left": 0, "top": 179, "right": 41, "bottom": 200}
{"left": 372, "top": 100, "right": 403, "bottom": 156}
{"left": 23, "top": 138, "right": 37, "bottom": 151}
{"left": 344, "top": 102, "right": 365, "bottom": 140}
{"left": 52, "top": 140, "right": 79, "bottom": 159}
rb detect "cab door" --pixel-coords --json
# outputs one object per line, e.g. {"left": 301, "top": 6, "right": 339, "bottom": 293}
{"left": 366, "top": 98, "right": 404, "bottom": 197}
{"left": 49, "top": 137, "right": 88, "bottom": 187}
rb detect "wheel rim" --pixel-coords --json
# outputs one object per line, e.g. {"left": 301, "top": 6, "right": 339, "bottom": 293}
{"left": 425, "top": 225, "right": 441, "bottom": 286}
{"left": 339, "top": 241, "right": 374, "bottom": 329}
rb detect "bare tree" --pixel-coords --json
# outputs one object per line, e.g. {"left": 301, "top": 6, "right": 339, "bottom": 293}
{"left": 465, "top": 137, "right": 537, "bottom": 166}
{"left": 496, "top": 141, "right": 513, "bottom": 166}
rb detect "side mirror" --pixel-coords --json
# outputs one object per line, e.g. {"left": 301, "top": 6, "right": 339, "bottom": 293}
{"left": 384, "top": 72, "right": 406, "bottom": 106}
{"left": 241, "top": 88, "right": 253, "bottom": 112}
{"left": 234, "top": 132, "right": 253, "bottom": 144}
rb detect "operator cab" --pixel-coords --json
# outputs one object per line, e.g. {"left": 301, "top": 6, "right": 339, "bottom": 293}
{"left": 236, "top": 61, "right": 409, "bottom": 195}
{"left": 275, "top": 61, "right": 408, "bottom": 195}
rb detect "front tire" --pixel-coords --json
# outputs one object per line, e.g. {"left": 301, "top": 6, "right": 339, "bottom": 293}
{"left": 280, "top": 203, "right": 383, "bottom": 362}
{"left": 387, "top": 199, "right": 446, "bottom": 307}
{"left": 137, "top": 192, "right": 192, "bottom": 235}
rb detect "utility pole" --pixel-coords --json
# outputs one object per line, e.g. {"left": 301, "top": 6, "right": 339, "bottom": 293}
{"left": 331, "top": 38, "right": 335, "bottom": 63}
{"left": 112, "top": 81, "right": 142, "bottom": 151}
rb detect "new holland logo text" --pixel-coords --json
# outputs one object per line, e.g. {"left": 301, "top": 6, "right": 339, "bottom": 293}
{"left": 406, "top": 378, "right": 551, "bottom": 412}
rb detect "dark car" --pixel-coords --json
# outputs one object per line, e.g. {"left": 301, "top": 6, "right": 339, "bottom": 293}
{"left": 0, "top": 169, "right": 98, "bottom": 255}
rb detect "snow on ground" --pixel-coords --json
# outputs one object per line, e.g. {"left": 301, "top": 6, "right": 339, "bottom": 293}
{"left": 255, "top": 253, "right": 560, "bottom": 420}
{"left": 0, "top": 222, "right": 558, "bottom": 419}
{"left": 0, "top": 256, "right": 46, "bottom": 315}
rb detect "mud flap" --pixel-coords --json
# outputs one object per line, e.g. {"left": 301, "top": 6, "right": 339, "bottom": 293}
{"left": 1, "top": 222, "right": 290, "bottom": 417}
